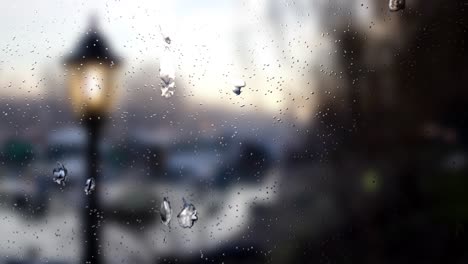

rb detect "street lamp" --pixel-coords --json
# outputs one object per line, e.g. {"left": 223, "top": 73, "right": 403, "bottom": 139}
{"left": 65, "top": 17, "right": 121, "bottom": 264}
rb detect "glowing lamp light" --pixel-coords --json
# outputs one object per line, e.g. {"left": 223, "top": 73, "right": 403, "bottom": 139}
{"left": 65, "top": 17, "right": 121, "bottom": 118}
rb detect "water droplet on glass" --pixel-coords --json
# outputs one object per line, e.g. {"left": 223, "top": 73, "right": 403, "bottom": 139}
{"left": 159, "top": 47, "right": 176, "bottom": 98}
{"left": 158, "top": 25, "right": 176, "bottom": 98}
{"left": 389, "top": 0, "right": 405, "bottom": 11}
{"left": 177, "top": 198, "right": 198, "bottom": 228}
{"left": 160, "top": 77, "right": 175, "bottom": 98}
{"left": 52, "top": 162, "right": 67, "bottom": 186}
{"left": 159, "top": 25, "right": 172, "bottom": 46}
{"left": 84, "top": 178, "right": 96, "bottom": 195}
{"left": 232, "top": 79, "right": 246, "bottom": 95}
{"left": 160, "top": 197, "right": 172, "bottom": 226}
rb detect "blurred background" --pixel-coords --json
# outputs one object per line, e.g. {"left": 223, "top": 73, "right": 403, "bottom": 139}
{"left": 0, "top": 0, "right": 467, "bottom": 263}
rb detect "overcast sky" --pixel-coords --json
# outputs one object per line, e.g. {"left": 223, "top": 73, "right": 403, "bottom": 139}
{"left": 0, "top": 0, "right": 359, "bottom": 120}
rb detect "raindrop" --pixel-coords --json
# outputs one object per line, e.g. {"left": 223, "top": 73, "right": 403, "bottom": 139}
{"left": 84, "top": 178, "right": 96, "bottom": 195}
{"left": 159, "top": 25, "right": 172, "bottom": 46}
{"left": 177, "top": 198, "right": 198, "bottom": 228}
{"left": 159, "top": 25, "right": 176, "bottom": 98}
{"left": 159, "top": 48, "right": 176, "bottom": 98}
{"left": 52, "top": 162, "right": 67, "bottom": 186}
{"left": 389, "top": 0, "right": 405, "bottom": 12}
{"left": 160, "top": 197, "right": 172, "bottom": 226}
{"left": 160, "top": 76, "right": 175, "bottom": 98}
{"left": 233, "top": 79, "right": 246, "bottom": 95}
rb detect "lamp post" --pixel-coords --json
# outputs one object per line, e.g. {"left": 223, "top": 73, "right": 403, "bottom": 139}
{"left": 65, "top": 17, "right": 120, "bottom": 264}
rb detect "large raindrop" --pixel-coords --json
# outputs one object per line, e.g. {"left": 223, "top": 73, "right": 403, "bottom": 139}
{"left": 52, "top": 162, "right": 68, "bottom": 186}
{"left": 159, "top": 27, "right": 176, "bottom": 98}
{"left": 160, "top": 197, "right": 172, "bottom": 226}
{"left": 232, "top": 79, "right": 246, "bottom": 95}
{"left": 389, "top": 0, "right": 405, "bottom": 12}
{"left": 177, "top": 198, "right": 198, "bottom": 228}
{"left": 84, "top": 178, "right": 96, "bottom": 195}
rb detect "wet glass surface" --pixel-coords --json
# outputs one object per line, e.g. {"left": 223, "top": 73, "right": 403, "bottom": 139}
{"left": 0, "top": 0, "right": 466, "bottom": 263}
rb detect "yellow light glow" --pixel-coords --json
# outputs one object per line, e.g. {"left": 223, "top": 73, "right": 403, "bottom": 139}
{"left": 68, "top": 63, "right": 118, "bottom": 116}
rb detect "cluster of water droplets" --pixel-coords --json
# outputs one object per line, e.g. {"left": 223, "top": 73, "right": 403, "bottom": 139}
{"left": 159, "top": 197, "right": 198, "bottom": 228}
{"left": 53, "top": 161, "right": 200, "bottom": 228}
{"left": 52, "top": 163, "right": 96, "bottom": 195}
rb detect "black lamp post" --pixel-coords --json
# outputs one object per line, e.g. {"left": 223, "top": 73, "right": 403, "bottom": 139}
{"left": 65, "top": 17, "right": 121, "bottom": 264}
